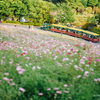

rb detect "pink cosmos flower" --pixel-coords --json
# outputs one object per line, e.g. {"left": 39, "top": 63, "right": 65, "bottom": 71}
{"left": 3, "top": 77, "right": 9, "bottom": 81}
{"left": 67, "top": 52, "right": 71, "bottom": 55}
{"left": 82, "top": 56, "right": 87, "bottom": 59}
{"left": 64, "top": 91, "right": 69, "bottom": 93}
{"left": 57, "top": 62, "right": 62, "bottom": 67}
{"left": 62, "top": 58, "right": 69, "bottom": 62}
{"left": 39, "top": 93, "right": 43, "bottom": 96}
{"left": 24, "top": 48, "right": 26, "bottom": 51}
{"left": 64, "top": 84, "right": 68, "bottom": 87}
{"left": 4, "top": 73, "right": 9, "bottom": 75}
{"left": 10, "top": 83, "right": 15, "bottom": 86}
{"left": 32, "top": 66, "right": 36, "bottom": 70}
{"left": 17, "top": 55, "right": 20, "bottom": 57}
{"left": 16, "top": 66, "right": 26, "bottom": 74}
{"left": 16, "top": 67, "right": 21, "bottom": 71}
{"left": 74, "top": 65, "right": 79, "bottom": 70}
{"left": 54, "top": 87, "right": 59, "bottom": 90}
{"left": 54, "top": 56, "right": 58, "bottom": 60}
{"left": 56, "top": 91, "right": 62, "bottom": 94}
{"left": 47, "top": 88, "right": 51, "bottom": 90}
{"left": 53, "top": 54, "right": 56, "bottom": 56}
{"left": 19, "top": 87, "right": 25, "bottom": 92}
{"left": 9, "top": 60, "right": 13, "bottom": 64}
{"left": 29, "top": 63, "right": 32, "bottom": 65}
{"left": 90, "top": 68, "right": 94, "bottom": 71}
{"left": 84, "top": 71, "right": 89, "bottom": 76}
{"left": 18, "top": 71, "right": 24, "bottom": 74}
{"left": 79, "top": 68, "right": 84, "bottom": 71}
{"left": 96, "top": 59, "right": 100, "bottom": 62}
{"left": 2, "top": 57, "right": 5, "bottom": 59}
{"left": 70, "top": 48, "right": 73, "bottom": 51}
{"left": 94, "top": 78, "right": 100, "bottom": 81}
{"left": 77, "top": 75, "right": 81, "bottom": 78}
{"left": 80, "top": 59, "right": 85, "bottom": 64}
{"left": 74, "top": 65, "right": 78, "bottom": 69}
{"left": 86, "top": 65, "right": 89, "bottom": 67}
{"left": 9, "top": 79, "right": 13, "bottom": 81}
{"left": 26, "top": 57, "right": 30, "bottom": 60}
{"left": 94, "top": 79, "right": 98, "bottom": 81}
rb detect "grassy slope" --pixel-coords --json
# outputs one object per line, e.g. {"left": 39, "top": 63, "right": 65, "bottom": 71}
{"left": 0, "top": 26, "right": 100, "bottom": 100}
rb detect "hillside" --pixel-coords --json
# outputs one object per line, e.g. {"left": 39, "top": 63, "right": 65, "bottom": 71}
{"left": 0, "top": 25, "right": 100, "bottom": 100}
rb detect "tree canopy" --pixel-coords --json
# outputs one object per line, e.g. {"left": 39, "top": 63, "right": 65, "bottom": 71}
{"left": 56, "top": 3, "right": 74, "bottom": 24}
{"left": 0, "top": 0, "right": 100, "bottom": 25}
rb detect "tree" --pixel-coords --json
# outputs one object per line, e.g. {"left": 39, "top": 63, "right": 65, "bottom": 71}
{"left": 56, "top": 3, "right": 74, "bottom": 24}
{"left": 83, "top": 16, "right": 98, "bottom": 31}
{"left": 8, "top": 0, "right": 28, "bottom": 21}
{"left": 81, "top": 0, "right": 88, "bottom": 8}
{"left": 27, "top": 0, "right": 54, "bottom": 24}
{"left": 95, "top": 13, "right": 100, "bottom": 24}
{"left": 87, "top": 0, "right": 98, "bottom": 8}
{"left": 44, "top": 0, "right": 67, "bottom": 4}
{"left": 0, "top": 0, "right": 28, "bottom": 21}
{"left": 0, "top": 0, "right": 11, "bottom": 20}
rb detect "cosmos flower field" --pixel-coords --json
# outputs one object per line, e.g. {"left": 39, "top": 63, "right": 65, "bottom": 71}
{"left": 0, "top": 25, "right": 100, "bottom": 100}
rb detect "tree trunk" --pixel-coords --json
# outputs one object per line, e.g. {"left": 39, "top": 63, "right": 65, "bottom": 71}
{"left": 13, "top": 15, "right": 18, "bottom": 21}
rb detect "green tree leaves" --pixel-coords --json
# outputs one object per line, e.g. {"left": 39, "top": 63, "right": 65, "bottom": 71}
{"left": 56, "top": 3, "right": 74, "bottom": 24}
{"left": 0, "top": 0, "right": 100, "bottom": 25}
{"left": 87, "top": 0, "right": 98, "bottom": 7}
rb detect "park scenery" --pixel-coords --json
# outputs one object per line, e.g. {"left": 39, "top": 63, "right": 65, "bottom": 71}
{"left": 0, "top": 25, "right": 100, "bottom": 100}
{"left": 0, "top": 0, "right": 100, "bottom": 100}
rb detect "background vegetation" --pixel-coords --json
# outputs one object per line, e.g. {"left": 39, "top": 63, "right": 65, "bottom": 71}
{"left": 0, "top": 0, "right": 100, "bottom": 33}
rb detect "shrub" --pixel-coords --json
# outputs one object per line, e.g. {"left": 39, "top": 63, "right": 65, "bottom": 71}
{"left": 82, "top": 22, "right": 97, "bottom": 31}
{"left": 93, "top": 27, "right": 100, "bottom": 35}
{"left": 4, "top": 20, "right": 20, "bottom": 24}
{"left": 3, "top": 20, "right": 43, "bottom": 26}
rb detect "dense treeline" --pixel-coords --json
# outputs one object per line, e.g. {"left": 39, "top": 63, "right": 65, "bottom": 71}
{"left": 0, "top": 0, "right": 100, "bottom": 32}
{"left": 44, "top": 0, "right": 100, "bottom": 7}
{"left": 0, "top": 0, "right": 56, "bottom": 25}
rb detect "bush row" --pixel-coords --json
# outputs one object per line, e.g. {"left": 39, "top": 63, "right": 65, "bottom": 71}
{"left": 82, "top": 22, "right": 100, "bottom": 35}
{"left": 93, "top": 27, "right": 100, "bottom": 35}
{"left": 2, "top": 20, "right": 42, "bottom": 26}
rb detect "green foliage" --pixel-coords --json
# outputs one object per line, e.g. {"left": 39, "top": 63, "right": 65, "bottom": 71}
{"left": 0, "top": 0, "right": 55, "bottom": 25}
{"left": 44, "top": 0, "right": 67, "bottom": 4}
{"left": 0, "top": 1, "right": 10, "bottom": 19}
{"left": 82, "top": 16, "right": 98, "bottom": 31}
{"left": 93, "top": 27, "right": 100, "bottom": 34}
{"left": 87, "top": 17, "right": 98, "bottom": 24}
{"left": 82, "top": 22, "right": 97, "bottom": 31}
{"left": 0, "top": 0, "right": 100, "bottom": 26}
{"left": 97, "top": 2, "right": 100, "bottom": 8}
{"left": 83, "top": 16, "right": 100, "bottom": 33}
{"left": 3, "top": 20, "right": 43, "bottom": 26}
{"left": 87, "top": 0, "right": 98, "bottom": 7}
{"left": 4, "top": 20, "right": 20, "bottom": 24}
{"left": 29, "top": 0, "right": 54, "bottom": 24}
{"left": 81, "top": 0, "right": 88, "bottom": 8}
{"left": 95, "top": 13, "right": 100, "bottom": 24}
{"left": 56, "top": 3, "right": 74, "bottom": 24}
